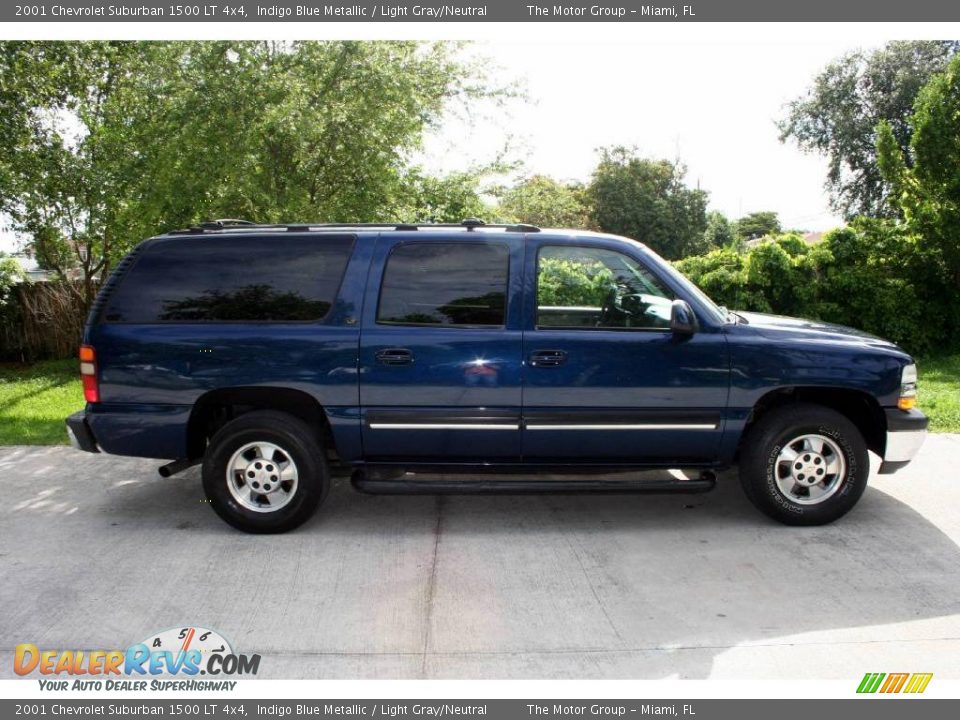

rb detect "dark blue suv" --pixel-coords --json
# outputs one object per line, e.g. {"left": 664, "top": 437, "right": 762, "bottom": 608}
{"left": 66, "top": 220, "right": 928, "bottom": 533}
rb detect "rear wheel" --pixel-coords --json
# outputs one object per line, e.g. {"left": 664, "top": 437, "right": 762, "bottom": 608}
{"left": 740, "top": 403, "right": 869, "bottom": 526}
{"left": 202, "top": 410, "right": 328, "bottom": 533}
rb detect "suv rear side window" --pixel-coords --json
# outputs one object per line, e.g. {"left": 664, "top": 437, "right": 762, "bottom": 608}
{"left": 377, "top": 242, "right": 509, "bottom": 327}
{"left": 103, "top": 235, "right": 354, "bottom": 323}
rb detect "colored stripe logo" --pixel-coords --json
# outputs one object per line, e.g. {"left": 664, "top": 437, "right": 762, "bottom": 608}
{"left": 857, "top": 672, "right": 933, "bottom": 694}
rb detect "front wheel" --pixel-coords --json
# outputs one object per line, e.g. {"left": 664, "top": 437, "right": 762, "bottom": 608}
{"left": 740, "top": 403, "right": 869, "bottom": 526}
{"left": 202, "top": 410, "right": 329, "bottom": 533}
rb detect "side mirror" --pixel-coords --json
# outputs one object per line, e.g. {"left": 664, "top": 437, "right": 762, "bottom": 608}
{"left": 670, "top": 299, "right": 699, "bottom": 336}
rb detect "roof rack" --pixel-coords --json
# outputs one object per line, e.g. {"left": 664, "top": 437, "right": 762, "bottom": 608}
{"left": 169, "top": 218, "right": 542, "bottom": 235}
{"left": 201, "top": 218, "right": 256, "bottom": 229}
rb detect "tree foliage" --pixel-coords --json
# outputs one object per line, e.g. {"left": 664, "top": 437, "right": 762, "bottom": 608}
{"left": 680, "top": 45, "right": 960, "bottom": 356}
{"left": 779, "top": 40, "right": 959, "bottom": 219}
{"left": 0, "top": 41, "right": 504, "bottom": 311}
{"left": 677, "top": 234, "right": 822, "bottom": 319}
{"left": 0, "top": 254, "right": 25, "bottom": 349}
{"left": 587, "top": 146, "right": 709, "bottom": 260}
{"left": 0, "top": 41, "right": 141, "bottom": 308}
{"left": 703, "top": 211, "right": 735, "bottom": 249}
{"left": 392, "top": 169, "right": 491, "bottom": 223}
{"left": 537, "top": 257, "right": 614, "bottom": 307}
{"left": 0, "top": 254, "right": 24, "bottom": 308}
{"left": 676, "top": 221, "right": 941, "bottom": 354}
{"left": 113, "top": 41, "right": 500, "bottom": 235}
{"left": 735, "top": 211, "right": 781, "bottom": 240}
{"left": 497, "top": 175, "right": 590, "bottom": 228}
{"left": 815, "top": 220, "right": 932, "bottom": 353}
{"left": 878, "top": 53, "right": 960, "bottom": 290}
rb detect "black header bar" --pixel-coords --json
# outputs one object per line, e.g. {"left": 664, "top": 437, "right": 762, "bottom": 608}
{"left": 4, "top": 1, "right": 960, "bottom": 23}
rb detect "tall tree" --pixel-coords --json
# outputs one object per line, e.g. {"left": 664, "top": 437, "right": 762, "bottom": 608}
{"left": 587, "top": 147, "right": 709, "bottom": 260}
{"left": 779, "top": 40, "right": 959, "bottom": 219}
{"left": 736, "top": 211, "right": 781, "bottom": 240}
{"left": 878, "top": 54, "right": 960, "bottom": 289}
{"left": 703, "top": 210, "right": 736, "bottom": 249}
{"left": 0, "top": 41, "right": 140, "bottom": 309}
{"left": 0, "top": 41, "right": 506, "bottom": 312}
{"left": 113, "top": 41, "right": 504, "bottom": 239}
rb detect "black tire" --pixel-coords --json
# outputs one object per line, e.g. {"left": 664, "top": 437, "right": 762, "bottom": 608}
{"left": 202, "top": 410, "right": 328, "bottom": 533}
{"left": 739, "top": 403, "right": 869, "bottom": 526}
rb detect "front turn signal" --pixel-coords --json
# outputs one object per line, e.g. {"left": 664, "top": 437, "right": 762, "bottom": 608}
{"left": 898, "top": 363, "right": 917, "bottom": 411}
{"left": 897, "top": 396, "right": 917, "bottom": 411}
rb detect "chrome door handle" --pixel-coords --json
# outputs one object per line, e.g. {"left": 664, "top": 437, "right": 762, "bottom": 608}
{"left": 375, "top": 348, "right": 414, "bottom": 366}
{"left": 529, "top": 349, "right": 567, "bottom": 367}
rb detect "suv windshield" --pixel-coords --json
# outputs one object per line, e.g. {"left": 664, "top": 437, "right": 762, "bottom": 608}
{"left": 643, "top": 250, "right": 730, "bottom": 324}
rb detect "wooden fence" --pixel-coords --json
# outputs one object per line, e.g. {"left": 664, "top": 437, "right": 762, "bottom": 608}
{"left": 0, "top": 281, "right": 89, "bottom": 362}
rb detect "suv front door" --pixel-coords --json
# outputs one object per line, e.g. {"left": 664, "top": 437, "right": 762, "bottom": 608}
{"left": 521, "top": 238, "right": 729, "bottom": 464}
{"left": 359, "top": 235, "right": 524, "bottom": 462}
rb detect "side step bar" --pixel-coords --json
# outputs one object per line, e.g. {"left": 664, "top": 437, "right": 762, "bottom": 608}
{"left": 352, "top": 471, "right": 716, "bottom": 495}
{"left": 158, "top": 458, "right": 200, "bottom": 478}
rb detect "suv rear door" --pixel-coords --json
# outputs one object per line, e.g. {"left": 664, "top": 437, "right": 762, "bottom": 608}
{"left": 358, "top": 233, "right": 524, "bottom": 462}
{"left": 520, "top": 236, "right": 729, "bottom": 464}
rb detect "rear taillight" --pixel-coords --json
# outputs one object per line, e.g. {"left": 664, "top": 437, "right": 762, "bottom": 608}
{"left": 79, "top": 345, "right": 99, "bottom": 403}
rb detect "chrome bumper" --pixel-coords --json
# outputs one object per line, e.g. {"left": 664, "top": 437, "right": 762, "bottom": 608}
{"left": 879, "top": 408, "right": 928, "bottom": 474}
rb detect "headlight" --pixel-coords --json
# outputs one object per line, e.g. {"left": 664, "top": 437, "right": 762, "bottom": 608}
{"left": 898, "top": 363, "right": 918, "bottom": 410}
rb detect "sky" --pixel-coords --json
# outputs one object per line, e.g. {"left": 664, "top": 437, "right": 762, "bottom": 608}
{"left": 419, "top": 40, "right": 856, "bottom": 231}
{"left": 1, "top": 39, "right": 859, "bottom": 254}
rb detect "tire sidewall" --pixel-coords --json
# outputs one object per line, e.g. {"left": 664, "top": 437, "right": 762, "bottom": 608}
{"left": 202, "top": 415, "right": 326, "bottom": 533}
{"left": 744, "top": 406, "right": 869, "bottom": 525}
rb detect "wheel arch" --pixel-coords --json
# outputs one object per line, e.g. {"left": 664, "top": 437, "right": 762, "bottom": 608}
{"left": 739, "top": 386, "right": 886, "bottom": 460}
{"left": 186, "top": 386, "right": 336, "bottom": 461}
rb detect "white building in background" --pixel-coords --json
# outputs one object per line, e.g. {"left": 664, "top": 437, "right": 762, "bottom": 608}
{"left": 1, "top": 216, "right": 51, "bottom": 282}
{"left": 9, "top": 254, "right": 51, "bottom": 283}
{"left": 0, "top": 214, "right": 22, "bottom": 255}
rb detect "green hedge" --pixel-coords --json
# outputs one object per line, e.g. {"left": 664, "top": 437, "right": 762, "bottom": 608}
{"left": 675, "top": 220, "right": 954, "bottom": 356}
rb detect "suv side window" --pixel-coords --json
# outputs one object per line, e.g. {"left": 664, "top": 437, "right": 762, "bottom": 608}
{"left": 537, "top": 245, "right": 674, "bottom": 330}
{"left": 103, "top": 235, "right": 354, "bottom": 323}
{"left": 377, "top": 242, "right": 509, "bottom": 327}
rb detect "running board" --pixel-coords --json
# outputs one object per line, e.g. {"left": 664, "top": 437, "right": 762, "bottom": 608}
{"left": 351, "top": 472, "right": 716, "bottom": 495}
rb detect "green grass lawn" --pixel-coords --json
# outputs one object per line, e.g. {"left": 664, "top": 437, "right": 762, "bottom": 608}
{"left": 0, "top": 354, "right": 958, "bottom": 446}
{"left": 918, "top": 354, "right": 960, "bottom": 433}
{"left": 0, "top": 359, "right": 84, "bottom": 445}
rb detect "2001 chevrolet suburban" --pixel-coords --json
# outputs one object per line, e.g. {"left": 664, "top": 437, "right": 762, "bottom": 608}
{"left": 65, "top": 219, "right": 928, "bottom": 533}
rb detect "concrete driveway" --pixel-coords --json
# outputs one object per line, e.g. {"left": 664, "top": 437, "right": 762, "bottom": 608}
{"left": 1, "top": 436, "right": 959, "bottom": 680}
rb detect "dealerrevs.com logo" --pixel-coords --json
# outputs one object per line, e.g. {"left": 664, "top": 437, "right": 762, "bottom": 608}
{"left": 14, "top": 626, "right": 260, "bottom": 691}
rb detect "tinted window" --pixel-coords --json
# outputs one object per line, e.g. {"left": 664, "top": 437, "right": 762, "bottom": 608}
{"left": 377, "top": 242, "right": 509, "bottom": 327}
{"left": 537, "top": 245, "right": 674, "bottom": 330}
{"left": 104, "top": 235, "right": 354, "bottom": 323}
